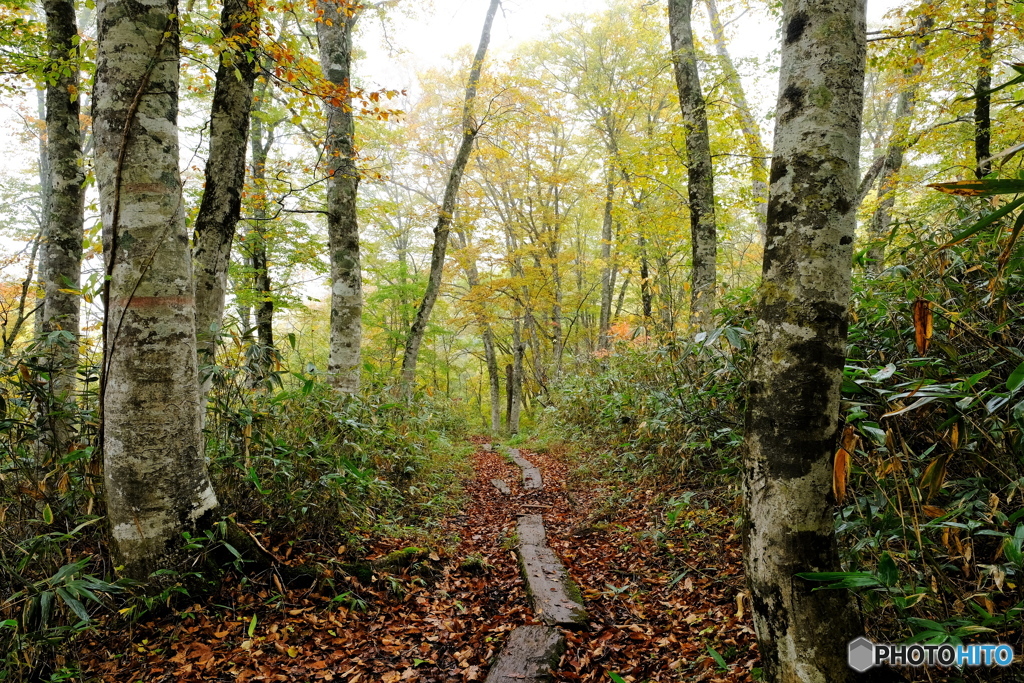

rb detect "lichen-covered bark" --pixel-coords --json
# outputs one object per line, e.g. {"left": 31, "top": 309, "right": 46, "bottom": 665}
{"left": 192, "top": 0, "right": 259, "bottom": 397}
{"left": 669, "top": 0, "right": 717, "bottom": 329}
{"left": 317, "top": 0, "right": 362, "bottom": 394}
{"left": 399, "top": 0, "right": 500, "bottom": 394}
{"left": 742, "top": 0, "right": 867, "bottom": 680}
{"left": 38, "top": 0, "right": 84, "bottom": 451}
{"left": 94, "top": 0, "right": 218, "bottom": 579}
{"left": 866, "top": 11, "right": 931, "bottom": 274}
{"left": 704, "top": 0, "right": 768, "bottom": 237}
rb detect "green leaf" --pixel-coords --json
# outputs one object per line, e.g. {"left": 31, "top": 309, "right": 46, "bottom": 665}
{"left": 55, "top": 587, "right": 90, "bottom": 623}
{"left": 608, "top": 674, "right": 627, "bottom": 683}
{"left": 41, "top": 503, "right": 53, "bottom": 525}
{"left": 247, "top": 614, "right": 257, "bottom": 638}
{"left": 941, "top": 195, "right": 1024, "bottom": 248}
{"left": 859, "top": 423, "right": 887, "bottom": 446}
{"left": 1007, "top": 361, "right": 1024, "bottom": 393}
{"left": 796, "top": 571, "right": 881, "bottom": 589}
{"left": 707, "top": 646, "right": 728, "bottom": 671}
{"left": 878, "top": 552, "right": 898, "bottom": 587}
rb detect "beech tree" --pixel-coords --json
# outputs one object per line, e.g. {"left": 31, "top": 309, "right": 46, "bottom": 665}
{"left": 865, "top": 10, "right": 931, "bottom": 273}
{"left": 192, "top": 0, "right": 260, "bottom": 397}
{"left": 94, "top": 0, "right": 219, "bottom": 578}
{"left": 37, "top": 0, "right": 84, "bottom": 452}
{"left": 741, "top": 0, "right": 868, "bottom": 679}
{"left": 317, "top": 0, "right": 362, "bottom": 394}
{"left": 399, "top": 0, "right": 500, "bottom": 394}
{"left": 668, "top": 0, "right": 717, "bottom": 328}
{"left": 704, "top": 0, "right": 768, "bottom": 237}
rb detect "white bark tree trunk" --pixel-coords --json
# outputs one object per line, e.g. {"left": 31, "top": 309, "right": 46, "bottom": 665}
{"left": 669, "top": 0, "right": 718, "bottom": 329}
{"left": 94, "top": 0, "right": 218, "bottom": 579}
{"left": 742, "top": 0, "right": 867, "bottom": 680}
{"left": 317, "top": 0, "right": 363, "bottom": 394}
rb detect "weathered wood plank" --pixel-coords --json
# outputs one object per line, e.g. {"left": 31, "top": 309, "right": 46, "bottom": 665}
{"left": 484, "top": 625, "right": 564, "bottom": 683}
{"left": 508, "top": 448, "right": 543, "bottom": 490}
{"left": 491, "top": 479, "right": 510, "bottom": 495}
{"left": 516, "top": 515, "right": 587, "bottom": 626}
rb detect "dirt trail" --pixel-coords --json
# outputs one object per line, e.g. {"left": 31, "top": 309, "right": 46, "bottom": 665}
{"left": 81, "top": 441, "right": 757, "bottom": 682}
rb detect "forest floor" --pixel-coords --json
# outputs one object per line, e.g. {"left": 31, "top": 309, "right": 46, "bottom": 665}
{"left": 78, "top": 439, "right": 758, "bottom": 682}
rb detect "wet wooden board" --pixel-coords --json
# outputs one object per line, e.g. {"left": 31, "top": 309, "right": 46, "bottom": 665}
{"left": 491, "top": 479, "right": 511, "bottom": 495}
{"left": 516, "top": 515, "right": 587, "bottom": 626}
{"left": 508, "top": 448, "right": 543, "bottom": 490}
{"left": 484, "top": 625, "right": 564, "bottom": 683}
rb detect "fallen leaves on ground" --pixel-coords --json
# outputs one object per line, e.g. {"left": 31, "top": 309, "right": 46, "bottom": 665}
{"left": 77, "top": 439, "right": 758, "bottom": 681}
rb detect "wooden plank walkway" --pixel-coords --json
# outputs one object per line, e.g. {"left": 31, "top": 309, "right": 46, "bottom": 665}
{"left": 508, "top": 448, "right": 543, "bottom": 490}
{"left": 484, "top": 625, "right": 564, "bottom": 682}
{"left": 485, "top": 447, "right": 586, "bottom": 682}
{"left": 516, "top": 514, "right": 587, "bottom": 627}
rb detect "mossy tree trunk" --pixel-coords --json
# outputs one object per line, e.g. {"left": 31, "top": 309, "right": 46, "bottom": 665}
{"left": 742, "top": 0, "right": 867, "bottom": 680}
{"left": 94, "top": 0, "right": 219, "bottom": 579}
{"left": 38, "top": 0, "right": 84, "bottom": 453}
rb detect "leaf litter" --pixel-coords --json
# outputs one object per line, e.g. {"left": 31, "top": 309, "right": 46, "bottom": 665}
{"left": 78, "top": 440, "right": 758, "bottom": 681}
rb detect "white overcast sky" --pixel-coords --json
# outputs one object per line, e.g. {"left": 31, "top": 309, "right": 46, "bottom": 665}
{"left": 356, "top": 0, "right": 907, "bottom": 95}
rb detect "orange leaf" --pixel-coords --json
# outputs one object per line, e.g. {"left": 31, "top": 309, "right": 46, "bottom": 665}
{"left": 912, "top": 299, "right": 932, "bottom": 355}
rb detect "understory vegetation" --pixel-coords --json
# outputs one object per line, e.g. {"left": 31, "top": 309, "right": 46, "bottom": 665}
{"left": 0, "top": 347, "right": 472, "bottom": 680}
{"left": 546, "top": 200, "right": 1024, "bottom": 676}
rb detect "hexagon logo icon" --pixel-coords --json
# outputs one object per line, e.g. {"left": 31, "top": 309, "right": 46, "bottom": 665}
{"left": 848, "top": 637, "right": 876, "bottom": 672}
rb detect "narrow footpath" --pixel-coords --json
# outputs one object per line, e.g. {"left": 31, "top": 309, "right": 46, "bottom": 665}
{"left": 82, "top": 440, "right": 757, "bottom": 682}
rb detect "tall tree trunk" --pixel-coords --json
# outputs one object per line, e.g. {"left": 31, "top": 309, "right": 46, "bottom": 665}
{"left": 509, "top": 318, "right": 523, "bottom": 435}
{"left": 399, "top": 0, "right": 500, "bottom": 394}
{"left": 192, "top": 0, "right": 259, "bottom": 399}
{"left": 34, "top": 89, "right": 50, "bottom": 342}
{"left": 866, "top": 11, "right": 932, "bottom": 274}
{"left": 246, "top": 102, "right": 278, "bottom": 379}
{"left": 482, "top": 326, "right": 501, "bottom": 432}
{"left": 704, "top": 0, "right": 768, "bottom": 237}
{"left": 454, "top": 228, "right": 501, "bottom": 432}
{"left": 742, "top": 0, "right": 867, "bottom": 680}
{"left": 597, "top": 180, "right": 615, "bottom": 350}
{"left": 318, "top": 0, "right": 363, "bottom": 394}
{"left": 94, "top": 0, "right": 218, "bottom": 578}
{"left": 638, "top": 237, "right": 653, "bottom": 323}
{"left": 614, "top": 272, "right": 629, "bottom": 321}
{"left": 669, "top": 0, "right": 717, "bottom": 329}
{"left": 974, "top": 0, "right": 996, "bottom": 179}
{"left": 38, "top": 0, "right": 85, "bottom": 453}
{"left": 657, "top": 256, "right": 675, "bottom": 332}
